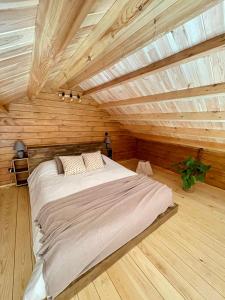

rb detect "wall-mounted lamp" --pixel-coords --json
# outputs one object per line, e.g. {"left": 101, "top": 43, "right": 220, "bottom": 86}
{"left": 104, "top": 132, "right": 112, "bottom": 159}
{"left": 14, "top": 140, "right": 26, "bottom": 158}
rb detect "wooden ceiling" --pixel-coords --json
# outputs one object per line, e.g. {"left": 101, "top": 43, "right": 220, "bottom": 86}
{"left": 0, "top": 0, "right": 38, "bottom": 106}
{"left": 1, "top": 0, "right": 225, "bottom": 150}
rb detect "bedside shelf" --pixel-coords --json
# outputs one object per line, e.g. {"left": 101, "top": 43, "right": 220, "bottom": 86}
{"left": 16, "top": 179, "right": 29, "bottom": 186}
{"left": 14, "top": 168, "right": 29, "bottom": 173}
{"left": 12, "top": 157, "right": 30, "bottom": 186}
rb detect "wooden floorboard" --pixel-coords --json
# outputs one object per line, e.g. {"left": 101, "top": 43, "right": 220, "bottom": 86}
{"left": 13, "top": 187, "right": 33, "bottom": 300}
{"left": 0, "top": 186, "right": 18, "bottom": 300}
{"left": 1, "top": 161, "right": 225, "bottom": 299}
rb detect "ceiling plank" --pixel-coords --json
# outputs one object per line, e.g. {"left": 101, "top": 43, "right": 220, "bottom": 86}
{"left": 124, "top": 124, "right": 225, "bottom": 138}
{"left": 27, "top": 0, "right": 95, "bottom": 99}
{"left": 110, "top": 111, "right": 225, "bottom": 121}
{"left": 65, "top": 0, "right": 220, "bottom": 89}
{"left": 131, "top": 133, "right": 225, "bottom": 151}
{"left": 0, "top": 1, "right": 38, "bottom": 10}
{"left": 99, "top": 82, "right": 225, "bottom": 108}
{"left": 83, "top": 33, "right": 225, "bottom": 95}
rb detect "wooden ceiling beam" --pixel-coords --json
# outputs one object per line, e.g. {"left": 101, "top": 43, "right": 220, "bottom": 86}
{"left": 0, "top": 105, "right": 8, "bottom": 113}
{"left": 131, "top": 132, "right": 225, "bottom": 151}
{"left": 110, "top": 111, "right": 225, "bottom": 121}
{"left": 52, "top": 0, "right": 152, "bottom": 90}
{"left": 99, "top": 82, "right": 225, "bottom": 108}
{"left": 27, "top": 0, "right": 95, "bottom": 99}
{"left": 65, "top": 0, "right": 220, "bottom": 89}
{"left": 124, "top": 124, "right": 225, "bottom": 138}
{"left": 83, "top": 33, "right": 225, "bottom": 96}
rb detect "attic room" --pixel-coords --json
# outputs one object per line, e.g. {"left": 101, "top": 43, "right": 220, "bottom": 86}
{"left": 1, "top": 0, "right": 225, "bottom": 299}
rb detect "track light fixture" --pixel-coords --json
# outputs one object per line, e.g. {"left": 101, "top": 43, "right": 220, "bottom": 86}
{"left": 58, "top": 91, "right": 81, "bottom": 103}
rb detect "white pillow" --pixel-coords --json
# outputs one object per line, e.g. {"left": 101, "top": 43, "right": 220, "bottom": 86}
{"left": 82, "top": 151, "right": 104, "bottom": 171}
{"left": 59, "top": 156, "right": 86, "bottom": 175}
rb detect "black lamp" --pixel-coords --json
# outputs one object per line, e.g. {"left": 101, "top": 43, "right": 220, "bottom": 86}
{"left": 14, "top": 140, "right": 26, "bottom": 158}
{"left": 104, "top": 132, "right": 112, "bottom": 158}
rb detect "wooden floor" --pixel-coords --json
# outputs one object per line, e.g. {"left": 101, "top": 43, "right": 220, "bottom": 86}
{"left": 1, "top": 161, "right": 225, "bottom": 300}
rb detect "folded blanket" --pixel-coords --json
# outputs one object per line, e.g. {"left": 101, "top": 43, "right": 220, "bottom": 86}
{"left": 35, "top": 174, "right": 173, "bottom": 298}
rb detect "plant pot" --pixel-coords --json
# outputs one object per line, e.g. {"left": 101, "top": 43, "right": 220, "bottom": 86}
{"left": 183, "top": 185, "right": 195, "bottom": 193}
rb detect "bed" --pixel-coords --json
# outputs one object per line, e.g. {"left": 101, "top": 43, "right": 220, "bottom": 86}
{"left": 24, "top": 143, "right": 177, "bottom": 300}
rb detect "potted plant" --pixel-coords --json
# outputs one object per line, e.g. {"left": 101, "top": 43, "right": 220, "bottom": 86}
{"left": 174, "top": 156, "right": 211, "bottom": 191}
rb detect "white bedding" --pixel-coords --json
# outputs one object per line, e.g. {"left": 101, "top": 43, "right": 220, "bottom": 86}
{"left": 24, "top": 156, "right": 173, "bottom": 300}
{"left": 24, "top": 156, "right": 137, "bottom": 300}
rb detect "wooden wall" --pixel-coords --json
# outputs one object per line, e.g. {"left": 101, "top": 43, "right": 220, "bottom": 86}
{"left": 136, "top": 139, "right": 225, "bottom": 190}
{"left": 0, "top": 93, "right": 136, "bottom": 186}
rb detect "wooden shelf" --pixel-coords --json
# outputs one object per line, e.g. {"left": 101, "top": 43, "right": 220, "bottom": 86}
{"left": 16, "top": 179, "right": 28, "bottom": 186}
{"left": 13, "top": 157, "right": 28, "bottom": 161}
{"left": 12, "top": 157, "right": 30, "bottom": 187}
{"left": 14, "top": 168, "right": 29, "bottom": 173}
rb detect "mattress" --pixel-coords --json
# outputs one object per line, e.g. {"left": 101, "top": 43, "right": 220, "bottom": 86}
{"left": 24, "top": 156, "right": 173, "bottom": 300}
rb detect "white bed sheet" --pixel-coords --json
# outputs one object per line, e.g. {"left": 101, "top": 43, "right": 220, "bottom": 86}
{"left": 24, "top": 156, "right": 136, "bottom": 300}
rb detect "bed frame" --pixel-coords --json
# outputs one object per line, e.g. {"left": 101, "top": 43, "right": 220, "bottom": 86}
{"left": 26, "top": 143, "right": 178, "bottom": 299}
{"left": 27, "top": 142, "right": 105, "bottom": 172}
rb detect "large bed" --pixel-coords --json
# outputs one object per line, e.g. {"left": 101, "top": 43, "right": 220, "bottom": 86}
{"left": 24, "top": 144, "right": 176, "bottom": 300}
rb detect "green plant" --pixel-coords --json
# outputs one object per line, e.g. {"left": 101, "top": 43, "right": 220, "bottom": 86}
{"left": 174, "top": 156, "right": 211, "bottom": 191}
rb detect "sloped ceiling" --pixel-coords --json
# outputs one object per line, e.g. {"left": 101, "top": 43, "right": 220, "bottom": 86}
{"left": 0, "top": 0, "right": 38, "bottom": 104}
{"left": 78, "top": 1, "right": 225, "bottom": 149}
{"left": 1, "top": 0, "right": 225, "bottom": 150}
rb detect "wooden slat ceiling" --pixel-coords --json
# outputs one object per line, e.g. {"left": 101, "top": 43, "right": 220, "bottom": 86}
{"left": 0, "top": 0, "right": 115, "bottom": 104}
{"left": 78, "top": 1, "right": 225, "bottom": 147}
{"left": 0, "top": 0, "right": 38, "bottom": 104}
{"left": 36, "top": 0, "right": 117, "bottom": 93}
{"left": 1, "top": 0, "right": 225, "bottom": 149}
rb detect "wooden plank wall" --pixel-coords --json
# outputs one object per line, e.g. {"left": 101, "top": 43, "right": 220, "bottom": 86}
{"left": 0, "top": 92, "right": 136, "bottom": 186}
{"left": 136, "top": 139, "right": 225, "bottom": 190}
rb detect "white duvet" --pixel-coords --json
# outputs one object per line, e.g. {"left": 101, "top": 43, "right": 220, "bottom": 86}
{"left": 24, "top": 156, "right": 136, "bottom": 300}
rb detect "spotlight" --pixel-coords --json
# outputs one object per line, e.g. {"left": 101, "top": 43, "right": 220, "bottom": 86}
{"left": 58, "top": 91, "right": 81, "bottom": 103}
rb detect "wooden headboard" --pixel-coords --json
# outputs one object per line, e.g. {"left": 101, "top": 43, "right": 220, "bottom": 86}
{"left": 27, "top": 142, "right": 105, "bottom": 172}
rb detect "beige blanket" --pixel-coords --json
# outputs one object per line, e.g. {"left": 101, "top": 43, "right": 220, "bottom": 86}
{"left": 35, "top": 174, "right": 173, "bottom": 298}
